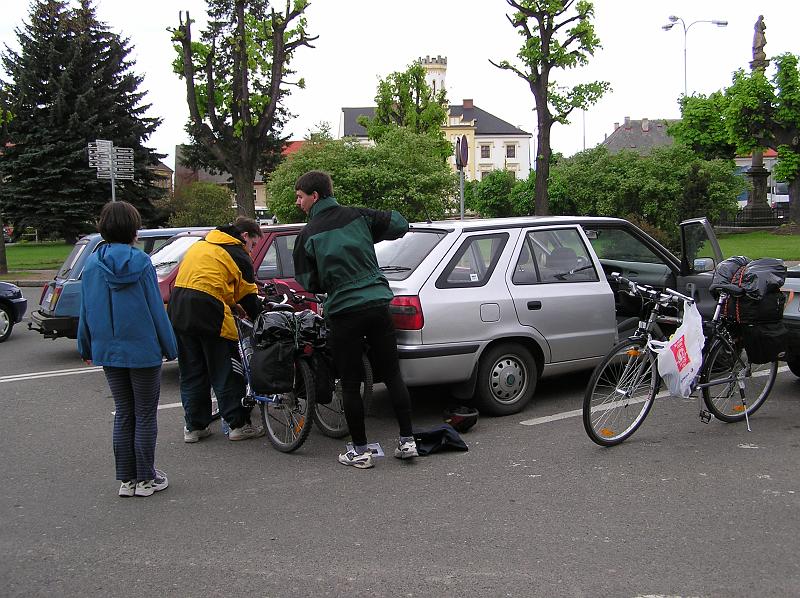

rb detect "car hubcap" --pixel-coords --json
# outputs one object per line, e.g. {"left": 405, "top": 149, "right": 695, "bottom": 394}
{"left": 0, "top": 310, "right": 9, "bottom": 336}
{"left": 489, "top": 356, "right": 526, "bottom": 404}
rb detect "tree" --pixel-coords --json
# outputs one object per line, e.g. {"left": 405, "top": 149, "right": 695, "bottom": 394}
{"left": 669, "top": 92, "right": 737, "bottom": 160}
{"left": 0, "top": 82, "right": 12, "bottom": 274}
{"left": 0, "top": 0, "right": 163, "bottom": 244}
{"left": 724, "top": 53, "right": 800, "bottom": 223}
{"left": 548, "top": 145, "right": 744, "bottom": 248}
{"left": 168, "top": 182, "right": 235, "bottom": 227}
{"left": 357, "top": 61, "right": 449, "bottom": 151}
{"left": 468, "top": 169, "right": 518, "bottom": 218}
{"left": 172, "top": 0, "right": 316, "bottom": 219}
{"left": 490, "top": 0, "right": 610, "bottom": 216}
{"left": 267, "top": 128, "right": 457, "bottom": 223}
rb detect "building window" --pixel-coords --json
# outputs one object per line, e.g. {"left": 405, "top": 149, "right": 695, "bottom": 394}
{"left": 506, "top": 144, "right": 516, "bottom": 159}
{"left": 480, "top": 145, "right": 490, "bottom": 159}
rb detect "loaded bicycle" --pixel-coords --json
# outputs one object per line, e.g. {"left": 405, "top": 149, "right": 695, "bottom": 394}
{"left": 582, "top": 273, "right": 779, "bottom": 447}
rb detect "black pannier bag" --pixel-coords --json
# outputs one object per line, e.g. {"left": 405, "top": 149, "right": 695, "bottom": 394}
{"left": 250, "top": 311, "right": 296, "bottom": 394}
{"left": 739, "top": 321, "right": 788, "bottom": 364}
{"left": 311, "top": 352, "right": 334, "bottom": 405}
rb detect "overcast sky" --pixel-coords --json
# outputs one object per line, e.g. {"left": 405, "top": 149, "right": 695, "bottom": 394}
{"left": 3, "top": 0, "right": 799, "bottom": 172}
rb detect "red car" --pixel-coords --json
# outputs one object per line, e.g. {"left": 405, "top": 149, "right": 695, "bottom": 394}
{"left": 151, "top": 223, "right": 309, "bottom": 305}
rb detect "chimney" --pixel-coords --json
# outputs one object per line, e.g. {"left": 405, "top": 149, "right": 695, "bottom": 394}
{"left": 463, "top": 99, "right": 473, "bottom": 110}
{"left": 624, "top": 116, "right": 631, "bottom": 129}
{"left": 613, "top": 122, "right": 619, "bottom": 131}
{"left": 642, "top": 117, "right": 649, "bottom": 132}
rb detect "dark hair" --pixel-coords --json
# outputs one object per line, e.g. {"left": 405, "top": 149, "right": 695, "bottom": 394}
{"left": 233, "top": 216, "right": 262, "bottom": 238}
{"left": 295, "top": 170, "right": 333, "bottom": 198}
{"left": 98, "top": 201, "right": 141, "bottom": 244}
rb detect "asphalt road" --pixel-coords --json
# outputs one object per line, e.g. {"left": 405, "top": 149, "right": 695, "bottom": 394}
{"left": 2, "top": 287, "right": 800, "bottom": 597}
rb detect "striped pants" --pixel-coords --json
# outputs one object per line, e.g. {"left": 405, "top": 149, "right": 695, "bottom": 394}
{"left": 104, "top": 366, "right": 162, "bottom": 482}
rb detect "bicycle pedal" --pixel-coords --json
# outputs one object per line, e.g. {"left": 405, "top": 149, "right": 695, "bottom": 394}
{"left": 699, "top": 410, "right": 712, "bottom": 424}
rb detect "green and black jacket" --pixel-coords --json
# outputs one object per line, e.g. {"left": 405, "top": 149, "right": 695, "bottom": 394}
{"left": 292, "top": 196, "right": 409, "bottom": 316}
{"left": 168, "top": 225, "right": 260, "bottom": 341}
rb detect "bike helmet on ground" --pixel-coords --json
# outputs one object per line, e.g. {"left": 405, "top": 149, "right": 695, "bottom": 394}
{"left": 443, "top": 405, "right": 479, "bottom": 433}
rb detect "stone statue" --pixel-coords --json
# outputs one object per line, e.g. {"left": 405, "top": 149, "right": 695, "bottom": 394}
{"left": 752, "top": 15, "right": 767, "bottom": 67}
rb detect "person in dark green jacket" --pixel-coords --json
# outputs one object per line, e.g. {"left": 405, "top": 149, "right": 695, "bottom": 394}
{"left": 293, "top": 170, "right": 418, "bottom": 469}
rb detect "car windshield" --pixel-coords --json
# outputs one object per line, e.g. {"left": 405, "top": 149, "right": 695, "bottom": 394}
{"left": 56, "top": 240, "right": 89, "bottom": 280}
{"left": 150, "top": 236, "right": 203, "bottom": 278}
{"left": 375, "top": 229, "right": 447, "bottom": 280}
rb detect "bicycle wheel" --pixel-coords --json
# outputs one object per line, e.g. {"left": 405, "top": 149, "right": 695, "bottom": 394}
{"left": 313, "top": 353, "right": 373, "bottom": 438}
{"left": 583, "top": 337, "right": 659, "bottom": 446}
{"left": 701, "top": 339, "right": 777, "bottom": 423}
{"left": 260, "top": 358, "right": 316, "bottom": 452}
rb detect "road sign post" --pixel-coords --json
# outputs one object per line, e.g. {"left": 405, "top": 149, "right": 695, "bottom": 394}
{"left": 87, "top": 139, "right": 135, "bottom": 201}
{"left": 455, "top": 134, "right": 468, "bottom": 220}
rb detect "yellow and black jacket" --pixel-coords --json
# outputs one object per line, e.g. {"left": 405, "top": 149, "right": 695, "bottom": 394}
{"left": 168, "top": 225, "right": 260, "bottom": 341}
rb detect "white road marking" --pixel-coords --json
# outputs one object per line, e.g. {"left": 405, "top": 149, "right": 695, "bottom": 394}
{"left": 1, "top": 366, "right": 103, "bottom": 383}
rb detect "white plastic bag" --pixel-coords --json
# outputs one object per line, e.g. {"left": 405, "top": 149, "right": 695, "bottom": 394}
{"left": 647, "top": 300, "right": 704, "bottom": 398}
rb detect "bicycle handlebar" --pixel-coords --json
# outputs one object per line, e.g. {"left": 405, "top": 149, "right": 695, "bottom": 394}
{"left": 610, "top": 272, "right": 695, "bottom": 305}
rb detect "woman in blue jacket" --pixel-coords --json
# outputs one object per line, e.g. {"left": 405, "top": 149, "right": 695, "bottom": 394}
{"left": 78, "top": 201, "right": 178, "bottom": 498}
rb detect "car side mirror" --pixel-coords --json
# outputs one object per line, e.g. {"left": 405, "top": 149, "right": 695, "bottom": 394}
{"left": 693, "top": 257, "right": 715, "bottom": 273}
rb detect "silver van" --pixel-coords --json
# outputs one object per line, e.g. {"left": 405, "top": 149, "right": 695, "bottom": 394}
{"left": 375, "top": 216, "right": 723, "bottom": 415}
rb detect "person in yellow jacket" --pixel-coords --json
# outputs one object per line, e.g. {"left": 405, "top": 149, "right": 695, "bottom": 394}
{"left": 168, "top": 217, "right": 265, "bottom": 442}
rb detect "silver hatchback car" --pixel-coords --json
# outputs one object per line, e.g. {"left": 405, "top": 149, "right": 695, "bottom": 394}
{"left": 375, "top": 216, "right": 723, "bottom": 415}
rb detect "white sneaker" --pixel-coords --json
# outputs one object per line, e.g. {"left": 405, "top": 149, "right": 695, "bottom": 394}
{"left": 135, "top": 470, "right": 169, "bottom": 497}
{"left": 228, "top": 422, "right": 265, "bottom": 441}
{"left": 184, "top": 425, "right": 212, "bottom": 443}
{"left": 394, "top": 438, "right": 419, "bottom": 460}
{"left": 118, "top": 480, "right": 136, "bottom": 498}
{"left": 338, "top": 450, "right": 374, "bottom": 469}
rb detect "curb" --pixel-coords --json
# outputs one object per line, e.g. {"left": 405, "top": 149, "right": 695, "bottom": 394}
{"left": 3, "top": 279, "right": 49, "bottom": 288}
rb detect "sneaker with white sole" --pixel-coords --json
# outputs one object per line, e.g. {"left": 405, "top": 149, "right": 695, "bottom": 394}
{"left": 228, "top": 422, "right": 265, "bottom": 441}
{"left": 118, "top": 480, "right": 136, "bottom": 498}
{"left": 184, "top": 425, "right": 212, "bottom": 443}
{"left": 394, "top": 438, "right": 419, "bottom": 459}
{"left": 338, "top": 450, "right": 374, "bottom": 469}
{"left": 134, "top": 470, "right": 169, "bottom": 497}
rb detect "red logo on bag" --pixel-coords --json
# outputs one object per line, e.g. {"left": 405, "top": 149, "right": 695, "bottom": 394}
{"left": 670, "top": 335, "right": 691, "bottom": 371}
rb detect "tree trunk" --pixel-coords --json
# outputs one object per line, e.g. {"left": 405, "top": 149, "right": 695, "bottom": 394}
{"left": 790, "top": 178, "right": 800, "bottom": 225}
{"left": 0, "top": 227, "right": 7, "bottom": 275}
{"left": 534, "top": 116, "right": 553, "bottom": 216}
{"left": 232, "top": 168, "right": 256, "bottom": 218}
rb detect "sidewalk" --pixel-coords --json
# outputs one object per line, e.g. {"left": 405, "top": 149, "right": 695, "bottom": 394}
{"left": 1, "top": 270, "right": 58, "bottom": 287}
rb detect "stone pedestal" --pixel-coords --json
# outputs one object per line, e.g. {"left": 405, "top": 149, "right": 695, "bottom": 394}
{"left": 743, "top": 164, "right": 772, "bottom": 220}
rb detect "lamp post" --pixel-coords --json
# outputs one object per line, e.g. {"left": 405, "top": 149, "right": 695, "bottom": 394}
{"left": 662, "top": 15, "right": 727, "bottom": 97}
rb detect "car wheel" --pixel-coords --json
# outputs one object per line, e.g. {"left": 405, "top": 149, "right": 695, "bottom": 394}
{"left": 788, "top": 354, "right": 800, "bottom": 378}
{"left": 473, "top": 342, "right": 537, "bottom": 415}
{"left": 0, "top": 304, "right": 13, "bottom": 343}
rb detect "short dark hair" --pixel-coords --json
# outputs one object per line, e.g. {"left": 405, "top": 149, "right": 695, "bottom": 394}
{"left": 233, "top": 216, "right": 262, "bottom": 238}
{"left": 295, "top": 170, "right": 333, "bottom": 198}
{"left": 98, "top": 201, "right": 141, "bottom": 244}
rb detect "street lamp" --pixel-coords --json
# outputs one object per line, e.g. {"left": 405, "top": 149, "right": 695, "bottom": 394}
{"left": 662, "top": 15, "right": 728, "bottom": 97}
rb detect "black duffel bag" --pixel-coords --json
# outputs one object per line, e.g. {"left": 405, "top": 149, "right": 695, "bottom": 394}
{"left": 739, "top": 321, "right": 788, "bottom": 364}
{"left": 724, "top": 290, "right": 786, "bottom": 323}
{"left": 250, "top": 339, "right": 295, "bottom": 394}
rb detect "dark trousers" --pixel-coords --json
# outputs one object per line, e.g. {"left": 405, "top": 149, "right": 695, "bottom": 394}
{"left": 104, "top": 366, "right": 162, "bottom": 482}
{"left": 176, "top": 333, "right": 250, "bottom": 430}
{"left": 328, "top": 304, "right": 413, "bottom": 446}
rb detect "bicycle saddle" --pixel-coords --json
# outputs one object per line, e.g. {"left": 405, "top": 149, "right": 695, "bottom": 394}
{"left": 709, "top": 282, "right": 745, "bottom": 297}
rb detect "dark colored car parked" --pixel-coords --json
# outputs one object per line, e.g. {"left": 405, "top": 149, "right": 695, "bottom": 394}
{"left": 0, "top": 281, "right": 28, "bottom": 342}
{"left": 150, "top": 223, "right": 307, "bottom": 304}
{"left": 28, "top": 227, "right": 207, "bottom": 340}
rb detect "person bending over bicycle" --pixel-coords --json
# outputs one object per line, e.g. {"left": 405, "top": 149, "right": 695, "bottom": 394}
{"left": 168, "top": 217, "right": 266, "bottom": 443}
{"left": 292, "top": 170, "right": 418, "bottom": 469}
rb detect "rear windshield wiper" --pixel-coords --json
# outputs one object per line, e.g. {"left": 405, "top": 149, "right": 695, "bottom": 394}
{"left": 379, "top": 265, "right": 412, "bottom": 272}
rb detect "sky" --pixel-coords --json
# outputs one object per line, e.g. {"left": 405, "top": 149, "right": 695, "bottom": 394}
{"left": 2, "top": 0, "right": 800, "bottom": 173}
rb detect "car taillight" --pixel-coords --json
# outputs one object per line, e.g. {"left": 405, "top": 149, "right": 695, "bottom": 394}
{"left": 389, "top": 295, "right": 424, "bottom": 330}
{"left": 39, "top": 284, "right": 49, "bottom": 304}
{"left": 50, "top": 286, "right": 63, "bottom": 309}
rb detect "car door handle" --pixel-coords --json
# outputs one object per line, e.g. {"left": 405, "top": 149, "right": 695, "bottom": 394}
{"left": 527, "top": 301, "right": 542, "bottom": 310}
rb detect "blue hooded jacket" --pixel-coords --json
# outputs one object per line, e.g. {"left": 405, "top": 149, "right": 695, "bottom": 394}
{"left": 77, "top": 243, "right": 177, "bottom": 368}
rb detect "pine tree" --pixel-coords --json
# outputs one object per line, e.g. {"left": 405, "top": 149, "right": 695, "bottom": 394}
{"left": 0, "top": 0, "right": 163, "bottom": 243}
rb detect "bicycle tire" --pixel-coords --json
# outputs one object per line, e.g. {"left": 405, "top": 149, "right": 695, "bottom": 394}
{"left": 313, "top": 353, "right": 373, "bottom": 438}
{"left": 261, "top": 358, "right": 316, "bottom": 452}
{"left": 583, "top": 337, "right": 659, "bottom": 446}
{"left": 701, "top": 338, "right": 777, "bottom": 423}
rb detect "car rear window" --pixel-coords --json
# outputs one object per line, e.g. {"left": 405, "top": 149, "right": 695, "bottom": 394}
{"left": 375, "top": 229, "right": 447, "bottom": 281}
{"left": 150, "top": 236, "right": 204, "bottom": 278}
{"left": 56, "top": 241, "right": 89, "bottom": 279}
